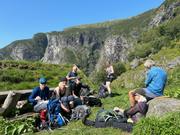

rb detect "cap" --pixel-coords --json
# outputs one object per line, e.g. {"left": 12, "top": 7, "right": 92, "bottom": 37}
{"left": 60, "top": 77, "right": 68, "bottom": 82}
{"left": 39, "top": 77, "right": 47, "bottom": 84}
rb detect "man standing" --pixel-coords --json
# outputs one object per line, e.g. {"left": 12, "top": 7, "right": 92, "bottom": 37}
{"left": 128, "top": 59, "right": 167, "bottom": 107}
{"left": 28, "top": 77, "right": 50, "bottom": 112}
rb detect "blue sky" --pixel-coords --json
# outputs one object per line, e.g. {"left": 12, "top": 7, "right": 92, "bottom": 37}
{"left": 0, "top": 0, "right": 164, "bottom": 48}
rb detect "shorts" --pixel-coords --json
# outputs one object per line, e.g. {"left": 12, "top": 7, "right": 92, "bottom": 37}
{"left": 34, "top": 100, "right": 48, "bottom": 112}
{"left": 106, "top": 74, "right": 115, "bottom": 82}
{"left": 133, "top": 88, "right": 153, "bottom": 102}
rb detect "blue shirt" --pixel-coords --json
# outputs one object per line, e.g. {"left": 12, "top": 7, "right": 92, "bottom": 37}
{"left": 28, "top": 86, "right": 50, "bottom": 106}
{"left": 145, "top": 66, "right": 167, "bottom": 97}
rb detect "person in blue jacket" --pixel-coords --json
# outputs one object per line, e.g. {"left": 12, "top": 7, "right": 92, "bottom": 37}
{"left": 28, "top": 77, "right": 50, "bottom": 112}
{"left": 128, "top": 59, "right": 167, "bottom": 107}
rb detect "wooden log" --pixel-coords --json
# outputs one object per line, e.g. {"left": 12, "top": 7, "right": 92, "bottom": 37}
{"left": 2, "top": 91, "right": 21, "bottom": 117}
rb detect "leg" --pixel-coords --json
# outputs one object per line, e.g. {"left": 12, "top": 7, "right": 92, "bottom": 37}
{"left": 129, "top": 88, "right": 147, "bottom": 107}
{"left": 106, "top": 81, "right": 111, "bottom": 94}
{"left": 128, "top": 90, "right": 136, "bottom": 107}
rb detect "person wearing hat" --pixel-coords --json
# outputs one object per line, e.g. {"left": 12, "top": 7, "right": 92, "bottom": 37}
{"left": 28, "top": 77, "right": 50, "bottom": 112}
{"left": 128, "top": 59, "right": 167, "bottom": 107}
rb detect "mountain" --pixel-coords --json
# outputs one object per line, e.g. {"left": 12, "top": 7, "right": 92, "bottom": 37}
{"left": 0, "top": 0, "right": 179, "bottom": 75}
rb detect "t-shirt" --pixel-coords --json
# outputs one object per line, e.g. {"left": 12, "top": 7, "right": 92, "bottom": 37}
{"left": 53, "top": 87, "right": 66, "bottom": 99}
{"left": 67, "top": 71, "right": 78, "bottom": 84}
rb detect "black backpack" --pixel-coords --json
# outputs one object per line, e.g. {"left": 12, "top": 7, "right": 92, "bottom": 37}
{"left": 83, "top": 96, "right": 102, "bottom": 107}
{"left": 82, "top": 108, "right": 133, "bottom": 132}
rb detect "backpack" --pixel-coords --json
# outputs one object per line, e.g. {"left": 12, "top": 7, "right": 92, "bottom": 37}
{"left": 95, "top": 109, "right": 125, "bottom": 123}
{"left": 98, "top": 83, "right": 108, "bottom": 98}
{"left": 80, "top": 86, "right": 91, "bottom": 97}
{"left": 71, "top": 105, "right": 91, "bottom": 120}
{"left": 82, "top": 108, "right": 132, "bottom": 132}
{"left": 83, "top": 96, "right": 102, "bottom": 107}
{"left": 47, "top": 98, "right": 67, "bottom": 127}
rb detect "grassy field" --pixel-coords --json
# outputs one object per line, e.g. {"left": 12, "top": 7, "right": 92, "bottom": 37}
{"left": 0, "top": 44, "right": 180, "bottom": 135}
{"left": 0, "top": 60, "right": 95, "bottom": 91}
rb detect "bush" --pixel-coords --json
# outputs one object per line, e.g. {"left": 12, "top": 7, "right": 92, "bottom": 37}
{"left": 113, "top": 62, "right": 126, "bottom": 77}
{"left": 90, "top": 68, "right": 106, "bottom": 85}
{"left": 133, "top": 112, "right": 180, "bottom": 135}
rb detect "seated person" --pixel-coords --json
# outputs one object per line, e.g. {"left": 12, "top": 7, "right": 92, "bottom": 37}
{"left": 128, "top": 59, "right": 167, "bottom": 107}
{"left": 52, "top": 77, "right": 74, "bottom": 110}
{"left": 72, "top": 77, "right": 90, "bottom": 99}
{"left": 53, "top": 77, "right": 67, "bottom": 99}
{"left": 28, "top": 77, "right": 50, "bottom": 112}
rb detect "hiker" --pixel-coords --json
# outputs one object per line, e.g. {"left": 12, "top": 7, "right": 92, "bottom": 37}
{"left": 66, "top": 64, "right": 79, "bottom": 96}
{"left": 128, "top": 59, "right": 167, "bottom": 107}
{"left": 72, "top": 77, "right": 89, "bottom": 99}
{"left": 105, "top": 62, "right": 114, "bottom": 97}
{"left": 28, "top": 77, "right": 50, "bottom": 112}
{"left": 53, "top": 77, "right": 68, "bottom": 99}
{"left": 52, "top": 77, "right": 74, "bottom": 110}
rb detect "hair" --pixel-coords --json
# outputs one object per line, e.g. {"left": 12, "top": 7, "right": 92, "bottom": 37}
{"left": 144, "top": 59, "right": 155, "bottom": 68}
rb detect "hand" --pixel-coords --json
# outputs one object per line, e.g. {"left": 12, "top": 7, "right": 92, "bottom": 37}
{"left": 80, "top": 96, "right": 84, "bottom": 101}
{"left": 35, "top": 96, "right": 41, "bottom": 101}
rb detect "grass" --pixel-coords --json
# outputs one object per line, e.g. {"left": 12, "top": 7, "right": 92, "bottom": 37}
{"left": 0, "top": 60, "right": 95, "bottom": 91}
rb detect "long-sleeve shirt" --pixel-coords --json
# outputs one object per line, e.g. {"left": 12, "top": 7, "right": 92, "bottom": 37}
{"left": 28, "top": 86, "right": 50, "bottom": 106}
{"left": 145, "top": 66, "right": 167, "bottom": 97}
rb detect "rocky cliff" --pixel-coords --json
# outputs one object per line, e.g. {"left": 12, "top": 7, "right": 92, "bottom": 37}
{"left": 0, "top": 0, "right": 179, "bottom": 74}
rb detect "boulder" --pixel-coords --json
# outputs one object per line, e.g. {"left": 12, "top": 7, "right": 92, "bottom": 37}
{"left": 146, "top": 97, "right": 180, "bottom": 117}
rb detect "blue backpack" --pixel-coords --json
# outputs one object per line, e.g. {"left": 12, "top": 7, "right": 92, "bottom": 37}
{"left": 47, "top": 98, "right": 66, "bottom": 127}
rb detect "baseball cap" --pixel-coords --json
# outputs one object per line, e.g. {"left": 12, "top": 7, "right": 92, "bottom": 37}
{"left": 39, "top": 77, "right": 47, "bottom": 84}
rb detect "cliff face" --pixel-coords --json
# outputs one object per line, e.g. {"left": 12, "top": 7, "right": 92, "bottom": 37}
{"left": 0, "top": 0, "right": 179, "bottom": 74}
{"left": 149, "top": 1, "right": 180, "bottom": 27}
{"left": 0, "top": 33, "right": 48, "bottom": 61}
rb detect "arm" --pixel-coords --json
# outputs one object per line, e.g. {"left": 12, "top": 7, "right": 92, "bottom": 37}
{"left": 46, "top": 87, "right": 50, "bottom": 100}
{"left": 28, "top": 88, "right": 38, "bottom": 105}
{"left": 145, "top": 70, "right": 154, "bottom": 87}
{"left": 110, "top": 65, "right": 114, "bottom": 74}
{"left": 66, "top": 72, "right": 76, "bottom": 80}
{"left": 72, "top": 90, "right": 78, "bottom": 98}
{"left": 60, "top": 102, "right": 70, "bottom": 113}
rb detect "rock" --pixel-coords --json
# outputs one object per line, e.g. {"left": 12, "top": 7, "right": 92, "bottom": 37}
{"left": 167, "top": 56, "right": 180, "bottom": 69}
{"left": 146, "top": 97, "right": 180, "bottom": 117}
{"left": 130, "top": 58, "right": 140, "bottom": 69}
{"left": 96, "top": 35, "right": 131, "bottom": 70}
{"left": 149, "top": 1, "right": 180, "bottom": 28}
